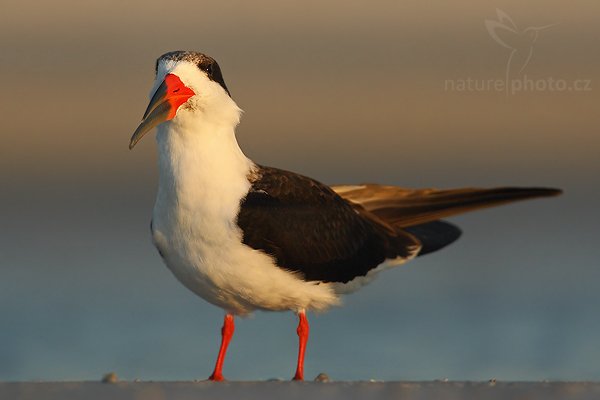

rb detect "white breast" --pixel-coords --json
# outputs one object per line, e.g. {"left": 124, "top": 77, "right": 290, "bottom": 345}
{"left": 150, "top": 119, "right": 339, "bottom": 315}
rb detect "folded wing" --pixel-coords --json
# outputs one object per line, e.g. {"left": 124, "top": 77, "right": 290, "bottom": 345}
{"left": 332, "top": 184, "right": 561, "bottom": 256}
{"left": 332, "top": 185, "right": 561, "bottom": 227}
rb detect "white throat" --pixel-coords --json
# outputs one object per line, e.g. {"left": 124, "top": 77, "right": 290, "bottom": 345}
{"left": 153, "top": 112, "right": 255, "bottom": 237}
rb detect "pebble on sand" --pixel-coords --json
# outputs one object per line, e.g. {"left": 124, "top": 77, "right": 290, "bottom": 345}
{"left": 101, "top": 372, "right": 118, "bottom": 384}
{"left": 314, "top": 373, "right": 331, "bottom": 382}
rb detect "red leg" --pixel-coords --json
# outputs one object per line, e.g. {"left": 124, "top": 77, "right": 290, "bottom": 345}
{"left": 293, "top": 310, "right": 309, "bottom": 381}
{"left": 208, "top": 313, "right": 235, "bottom": 381}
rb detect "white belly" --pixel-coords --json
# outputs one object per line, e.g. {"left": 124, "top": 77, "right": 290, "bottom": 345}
{"left": 151, "top": 202, "right": 339, "bottom": 316}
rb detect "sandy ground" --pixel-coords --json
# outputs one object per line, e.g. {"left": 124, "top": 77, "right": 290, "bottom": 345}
{"left": 1, "top": 381, "right": 599, "bottom": 400}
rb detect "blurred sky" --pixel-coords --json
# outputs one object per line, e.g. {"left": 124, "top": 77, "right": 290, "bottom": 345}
{"left": 1, "top": 0, "right": 599, "bottom": 382}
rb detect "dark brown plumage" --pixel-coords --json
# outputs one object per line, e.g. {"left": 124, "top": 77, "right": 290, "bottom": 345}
{"left": 236, "top": 166, "right": 561, "bottom": 284}
{"left": 237, "top": 166, "right": 420, "bottom": 283}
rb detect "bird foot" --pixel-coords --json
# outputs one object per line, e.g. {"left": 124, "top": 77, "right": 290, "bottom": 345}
{"left": 292, "top": 373, "right": 304, "bottom": 381}
{"left": 208, "top": 373, "right": 225, "bottom": 382}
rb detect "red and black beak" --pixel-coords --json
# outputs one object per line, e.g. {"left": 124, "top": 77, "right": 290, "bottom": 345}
{"left": 129, "top": 74, "right": 195, "bottom": 149}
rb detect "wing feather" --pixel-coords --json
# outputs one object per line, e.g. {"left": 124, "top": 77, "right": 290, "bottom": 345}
{"left": 237, "top": 167, "right": 421, "bottom": 283}
{"left": 332, "top": 184, "right": 561, "bottom": 227}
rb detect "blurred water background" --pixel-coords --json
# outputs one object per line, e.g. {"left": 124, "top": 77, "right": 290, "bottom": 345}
{"left": 1, "top": 0, "right": 599, "bottom": 381}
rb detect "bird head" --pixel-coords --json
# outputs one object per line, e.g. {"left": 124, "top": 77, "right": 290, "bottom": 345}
{"left": 129, "top": 51, "right": 240, "bottom": 149}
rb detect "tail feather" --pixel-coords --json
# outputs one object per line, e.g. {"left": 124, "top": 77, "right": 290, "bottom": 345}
{"left": 403, "top": 220, "right": 462, "bottom": 256}
{"left": 332, "top": 185, "right": 561, "bottom": 227}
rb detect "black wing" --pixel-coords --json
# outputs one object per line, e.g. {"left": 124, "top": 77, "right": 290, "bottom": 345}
{"left": 403, "top": 220, "right": 462, "bottom": 256}
{"left": 237, "top": 166, "right": 420, "bottom": 283}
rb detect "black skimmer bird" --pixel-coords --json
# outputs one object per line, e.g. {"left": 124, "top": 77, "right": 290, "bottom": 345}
{"left": 129, "top": 50, "right": 561, "bottom": 381}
